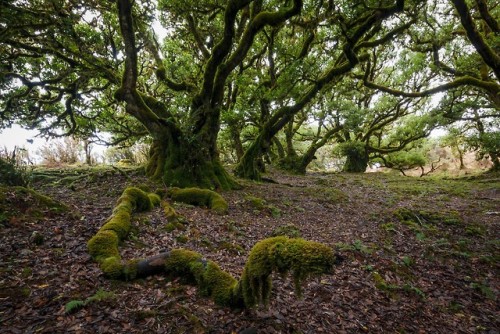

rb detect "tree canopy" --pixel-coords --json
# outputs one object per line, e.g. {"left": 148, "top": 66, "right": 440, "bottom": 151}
{"left": 1, "top": 0, "right": 498, "bottom": 186}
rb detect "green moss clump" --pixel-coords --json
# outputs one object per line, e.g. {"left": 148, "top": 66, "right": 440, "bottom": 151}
{"left": 122, "top": 187, "right": 154, "bottom": 212}
{"left": 169, "top": 187, "right": 228, "bottom": 214}
{"left": 270, "top": 224, "right": 301, "bottom": 238}
{"left": 100, "top": 210, "right": 132, "bottom": 239}
{"left": 148, "top": 193, "right": 162, "bottom": 207}
{"left": 245, "top": 195, "right": 266, "bottom": 210}
{"left": 100, "top": 256, "right": 124, "bottom": 279}
{"left": 165, "top": 222, "right": 177, "bottom": 232}
{"left": 393, "top": 207, "right": 462, "bottom": 226}
{"left": 198, "top": 261, "right": 239, "bottom": 307}
{"left": 164, "top": 249, "right": 204, "bottom": 283}
{"left": 87, "top": 230, "right": 120, "bottom": 261}
{"left": 241, "top": 237, "right": 335, "bottom": 307}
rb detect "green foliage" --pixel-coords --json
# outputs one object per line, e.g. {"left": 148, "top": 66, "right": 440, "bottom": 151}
{"left": 468, "top": 131, "right": 500, "bottom": 169}
{"left": 65, "top": 300, "right": 85, "bottom": 314}
{"left": 65, "top": 288, "right": 116, "bottom": 314}
{"left": 384, "top": 150, "right": 427, "bottom": 171}
{"left": 0, "top": 148, "right": 30, "bottom": 187}
{"left": 335, "top": 141, "right": 368, "bottom": 173}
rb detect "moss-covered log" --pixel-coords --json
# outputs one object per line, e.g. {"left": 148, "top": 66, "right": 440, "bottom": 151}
{"left": 87, "top": 186, "right": 161, "bottom": 277}
{"left": 168, "top": 187, "right": 229, "bottom": 214}
{"left": 88, "top": 187, "right": 340, "bottom": 309}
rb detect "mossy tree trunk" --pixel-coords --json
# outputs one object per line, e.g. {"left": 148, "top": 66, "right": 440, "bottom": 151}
{"left": 279, "top": 122, "right": 344, "bottom": 175}
{"left": 343, "top": 149, "right": 369, "bottom": 173}
{"left": 115, "top": 0, "right": 305, "bottom": 188}
{"left": 235, "top": 1, "right": 405, "bottom": 180}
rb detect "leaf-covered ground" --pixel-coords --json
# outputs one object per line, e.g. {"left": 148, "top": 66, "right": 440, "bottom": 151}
{"left": 1, "top": 166, "right": 498, "bottom": 333}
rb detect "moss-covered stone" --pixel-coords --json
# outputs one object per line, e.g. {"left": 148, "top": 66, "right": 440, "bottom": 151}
{"left": 168, "top": 187, "right": 228, "bottom": 214}
{"left": 87, "top": 230, "right": 120, "bottom": 261}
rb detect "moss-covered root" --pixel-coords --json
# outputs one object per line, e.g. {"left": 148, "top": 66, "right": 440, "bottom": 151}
{"left": 87, "top": 186, "right": 161, "bottom": 278}
{"left": 168, "top": 187, "right": 229, "bottom": 214}
{"left": 240, "top": 237, "right": 336, "bottom": 308}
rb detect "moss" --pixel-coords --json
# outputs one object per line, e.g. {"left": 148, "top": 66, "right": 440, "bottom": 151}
{"left": 100, "top": 256, "right": 124, "bottom": 279}
{"left": 100, "top": 210, "right": 132, "bottom": 239}
{"left": 0, "top": 186, "right": 69, "bottom": 223}
{"left": 87, "top": 230, "right": 120, "bottom": 261}
{"left": 176, "top": 235, "right": 189, "bottom": 243}
{"left": 148, "top": 193, "right": 162, "bottom": 207}
{"left": 112, "top": 201, "right": 133, "bottom": 214}
{"left": 123, "top": 258, "right": 141, "bottom": 280}
{"left": 219, "top": 241, "right": 245, "bottom": 255}
{"left": 169, "top": 187, "right": 228, "bottom": 214}
{"left": 245, "top": 195, "right": 266, "bottom": 210}
{"left": 122, "top": 187, "right": 154, "bottom": 212}
{"left": 393, "top": 207, "right": 463, "bottom": 227}
{"left": 198, "top": 261, "right": 239, "bottom": 307}
{"left": 270, "top": 224, "right": 301, "bottom": 238}
{"left": 241, "top": 237, "right": 335, "bottom": 307}
{"left": 163, "top": 201, "right": 183, "bottom": 223}
{"left": 165, "top": 222, "right": 177, "bottom": 232}
{"left": 164, "top": 249, "right": 203, "bottom": 283}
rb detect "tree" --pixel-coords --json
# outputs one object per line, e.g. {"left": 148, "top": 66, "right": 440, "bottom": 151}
{"left": 1, "top": 0, "right": 496, "bottom": 187}
{"left": 233, "top": 0, "right": 412, "bottom": 180}
{"left": 359, "top": 0, "right": 499, "bottom": 170}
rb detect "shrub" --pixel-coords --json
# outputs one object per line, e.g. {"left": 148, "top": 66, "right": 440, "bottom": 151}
{"left": 0, "top": 147, "right": 30, "bottom": 186}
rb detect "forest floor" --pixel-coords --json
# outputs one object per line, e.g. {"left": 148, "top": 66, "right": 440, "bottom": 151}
{"left": 0, "top": 166, "right": 498, "bottom": 333}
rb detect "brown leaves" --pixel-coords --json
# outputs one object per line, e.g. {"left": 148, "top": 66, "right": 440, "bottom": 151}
{"left": 1, "top": 169, "right": 498, "bottom": 333}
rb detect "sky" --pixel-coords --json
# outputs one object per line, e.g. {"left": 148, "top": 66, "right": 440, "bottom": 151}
{"left": 0, "top": 125, "right": 46, "bottom": 152}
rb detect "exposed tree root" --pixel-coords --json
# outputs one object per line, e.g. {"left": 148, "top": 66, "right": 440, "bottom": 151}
{"left": 87, "top": 186, "right": 339, "bottom": 308}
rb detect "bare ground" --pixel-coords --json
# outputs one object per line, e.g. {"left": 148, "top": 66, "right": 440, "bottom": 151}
{"left": 0, "top": 166, "right": 498, "bottom": 333}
